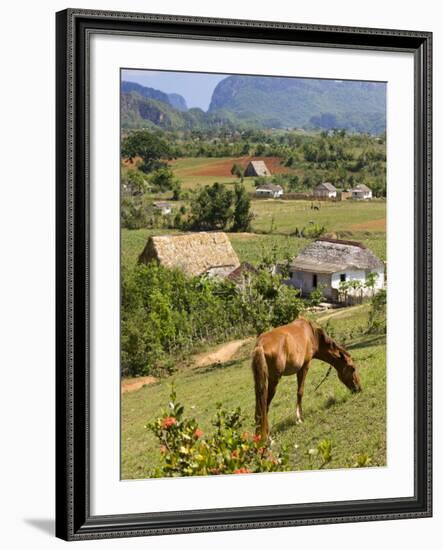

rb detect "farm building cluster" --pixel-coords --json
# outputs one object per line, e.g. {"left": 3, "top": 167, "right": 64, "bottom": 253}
{"left": 139, "top": 232, "right": 384, "bottom": 303}
{"left": 247, "top": 159, "right": 373, "bottom": 201}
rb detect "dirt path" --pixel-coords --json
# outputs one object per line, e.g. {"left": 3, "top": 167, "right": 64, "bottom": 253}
{"left": 121, "top": 376, "right": 157, "bottom": 394}
{"left": 316, "top": 304, "right": 365, "bottom": 322}
{"left": 122, "top": 338, "right": 253, "bottom": 394}
{"left": 193, "top": 338, "right": 253, "bottom": 367}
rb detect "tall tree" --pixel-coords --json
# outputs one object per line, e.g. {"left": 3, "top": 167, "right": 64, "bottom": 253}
{"left": 121, "top": 131, "right": 173, "bottom": 173}
{"left": 190, "top": 182, "right": 234, "bottom": 230}
{"left": 232, "top": 182, "right": 253, "bottom": 232}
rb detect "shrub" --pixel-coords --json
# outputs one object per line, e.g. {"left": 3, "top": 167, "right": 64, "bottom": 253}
{"left": 147, "top": 389, "right": 289, "bottom": 477}
{"left": 367, "top": 289, "right": 386, "bottom": 334}
{"left": 121, "top": 263, "right": 306, "bottom": 377}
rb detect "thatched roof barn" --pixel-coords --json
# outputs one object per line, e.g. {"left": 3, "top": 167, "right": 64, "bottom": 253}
{"left": 350, "top": 184, "right": 373, "bottom": 200}
{"left": 287, "top": 238, "right": 385, "bottom": 301}
{"left": 313, "top": 182, "right": 337, "bottom": 198}
{"left": 138, "top": 232, "right": 240, "bottom": 277}
{"left": 244, "top": 160, "right": 271, "bottom": 177}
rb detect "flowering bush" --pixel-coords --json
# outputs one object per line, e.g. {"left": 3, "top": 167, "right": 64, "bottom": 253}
{"left": 147, "top": 389, "right": 289, "bottom": 477}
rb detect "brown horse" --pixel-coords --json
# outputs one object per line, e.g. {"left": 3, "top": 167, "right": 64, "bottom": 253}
{"left": 251, "top": 318, "right": 361, "bottom": 439}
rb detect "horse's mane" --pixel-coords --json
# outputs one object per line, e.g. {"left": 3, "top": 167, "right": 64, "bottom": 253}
{"left": 304, "top": 317, "right": 350, "bottom": 357}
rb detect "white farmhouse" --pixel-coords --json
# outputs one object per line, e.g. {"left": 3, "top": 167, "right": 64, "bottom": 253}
{"left": 255, "top": 183, "right": 284, "bottom": 198}
{"left": 313, "top": 182, "right": 337, "bottom": 199}
{"left": 350, "top": 184, "right": 372, "bottom": 200}
{"left": 286, "top": 238, "right": 385, "bottom": 301}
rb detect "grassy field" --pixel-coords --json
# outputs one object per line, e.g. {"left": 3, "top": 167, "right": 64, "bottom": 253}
{"left": 249, "top": 199, "right": 386, "bottom": 260}
{"left": 121, "top": 304, "right": 386, "bottom": 479}
{"left": 121, "top": 197, "right": 386, "bottom": 269}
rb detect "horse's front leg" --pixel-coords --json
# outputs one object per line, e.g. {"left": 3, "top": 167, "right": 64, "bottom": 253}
{"left": 296, "top": 363, "right": 309, "bottom": 423}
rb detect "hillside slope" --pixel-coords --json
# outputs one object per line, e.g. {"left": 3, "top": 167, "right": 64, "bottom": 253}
{"left": 209, "top": 76, "right": 386, "bottom": 133}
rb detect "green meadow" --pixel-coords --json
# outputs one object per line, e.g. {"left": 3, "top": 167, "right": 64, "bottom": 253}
{"left": 121, "top": 304, "right": 386, "bottom": 479}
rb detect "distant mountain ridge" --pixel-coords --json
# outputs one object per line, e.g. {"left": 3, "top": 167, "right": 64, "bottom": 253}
{"left": 121, "top": 81, "right": 188, "bottom": 111}
{"left": 121, "top": 77, "right": 386, "bottom": 133}
{"left": 209, "top": 76, "right": 386, "bottom": 133}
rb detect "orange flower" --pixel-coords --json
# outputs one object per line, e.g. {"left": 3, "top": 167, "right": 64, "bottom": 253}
{"left": 161, "top": 416, "right": 177, "bottom": 428}
{"left": 234, "top": 467, "right": 251, "bottom": 474}
{"left": 231, "top": 450, "right": 239, "bottom": 458}
{"left": 194, "top": 428, "right": 204, "bottom": 439}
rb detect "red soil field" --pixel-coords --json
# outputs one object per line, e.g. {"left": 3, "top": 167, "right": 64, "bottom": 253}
{"left": 182, "top": 156, "right": 290, "bottom": 177}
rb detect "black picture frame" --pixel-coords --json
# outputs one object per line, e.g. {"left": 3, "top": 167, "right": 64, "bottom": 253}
{"left": 55, "top": 8, "right": 432, "bottom": 541}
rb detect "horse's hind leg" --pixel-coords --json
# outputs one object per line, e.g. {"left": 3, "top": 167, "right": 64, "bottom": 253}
{"left": 263, "top": 374, "right": 280, "bottom": 439}
{"left": 267, "top": 374, "right": 280, "bottom": 413}
{"left": 296, "top": 364, "right": 309, "bottom": 423}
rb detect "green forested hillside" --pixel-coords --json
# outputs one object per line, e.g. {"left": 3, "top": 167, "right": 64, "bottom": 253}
{"left": 209, "top": 76, "right": 386, "bottom": 133}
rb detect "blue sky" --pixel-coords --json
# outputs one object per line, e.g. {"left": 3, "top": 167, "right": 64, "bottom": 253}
{"left": 121, "top": 69, "right": 227, "bottom": 111}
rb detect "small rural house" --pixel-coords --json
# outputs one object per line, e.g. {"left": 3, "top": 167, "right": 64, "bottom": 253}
{"left": 313, "top": 182, "right": 337, "bottom": 199}
{"left": 286, "top": 238, "right": 385, "bottom": 301}
{"left": 138, "top": 232, "right": 240, "bottom": 278}
{"left": 350, "top": 184, "right": 373, "bottom": 200}
{"left": 255, "top": 183, "right": 284, "bottom": 198}
{"left": 153, "top": 201, "right": 173, "bottom": 215}
{"left": 244, "top": 160, "right": 272, "bottom": 177}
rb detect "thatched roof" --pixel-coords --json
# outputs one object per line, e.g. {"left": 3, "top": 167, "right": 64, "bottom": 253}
{"left": 139, "top": 232, "right": 240, "bottom": 277}
{"left": 290, "top": 238, "right": 384, "bottom": 274}
{"left": 315, "top": 182, "right": 337, "bottom": 192}
{"left": 246, "top": 160, "right": 271, "bottom": 176}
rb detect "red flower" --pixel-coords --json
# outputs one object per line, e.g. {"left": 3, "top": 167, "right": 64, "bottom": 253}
{"left": 161, "top": 416, "right": 177, "bottom": 428}
{"left": 194, "top": 428, "right": 204, "bottom": 439}
{"left": 234, "top": 467, "right": 251, "bottom": 474}
{"left": 252, "top": 434, "right": 261, "bottom": 443}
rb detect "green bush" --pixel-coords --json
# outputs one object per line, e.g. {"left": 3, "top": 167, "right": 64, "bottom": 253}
{"left": 147, "top": 389, "right": 289, "bottom": 477}
{"left": 367, "top": 289, "right": 386, "bottom": 334}
{"left": 121, "top": 263, "right": 305, "bottom": 377}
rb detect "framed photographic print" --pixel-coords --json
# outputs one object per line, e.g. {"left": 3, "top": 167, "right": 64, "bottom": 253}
{"left": 55, "top": 9, "right": 432, "bottom": 541}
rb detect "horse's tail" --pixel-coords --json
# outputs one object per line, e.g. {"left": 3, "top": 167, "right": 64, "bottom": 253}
{"left": 251, "top": 345, "right": 269, "bottom": 439}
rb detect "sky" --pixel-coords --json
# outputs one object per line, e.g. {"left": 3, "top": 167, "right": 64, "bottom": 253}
{"left": 121, "top": 69, "right": 227, "bottom": 111}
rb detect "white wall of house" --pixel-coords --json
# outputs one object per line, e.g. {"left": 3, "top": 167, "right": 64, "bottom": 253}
{"left": 288, "top": 266, "right": 385, "bottom": 299}
{"left": 313, "top": 190, "right": 337, "bottom": 198}
{"left": 331, "top": 267, "right": 385, "bottom": 295}
{"left": 256, "top": 189, "right": 282, "bottom": 198}
{"left": 351, "top": 190, "right": 372, "bottom": 200}
{"left": 288, "top": 270, "right": 333, "bottom": 297}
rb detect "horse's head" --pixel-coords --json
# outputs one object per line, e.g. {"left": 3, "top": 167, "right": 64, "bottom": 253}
{"left": 335, "top": 349, "right": 362, "bottom": 393}
{"left": 315, "top": 325, "right": 362, "bottom": 393}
